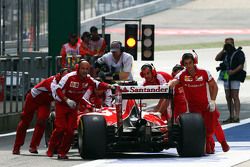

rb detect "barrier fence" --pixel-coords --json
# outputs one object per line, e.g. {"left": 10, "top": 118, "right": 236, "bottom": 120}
{"left": 0, "top": 53, "right": 83, "bottom": 115}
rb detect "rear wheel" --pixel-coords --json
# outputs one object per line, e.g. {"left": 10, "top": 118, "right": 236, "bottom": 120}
{"left": 177, "top": 113, "right": 205, "bottom": 157}
{"left": 78, "top": 115, "right": 107, "bottom": 159}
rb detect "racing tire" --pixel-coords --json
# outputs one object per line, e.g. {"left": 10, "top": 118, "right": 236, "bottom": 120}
{"left": 78, "top": 115, "right": 107, "bottom": 159}
{"left": 177, "top": 113, "right": 205, "bottom": 157}
{"left": 44, "top": 111, "right": 55, "bottom": 147}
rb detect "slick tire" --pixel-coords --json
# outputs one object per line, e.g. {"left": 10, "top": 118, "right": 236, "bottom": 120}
{"left": 78, "top": 115, "right": 106, "bottom": 159}
{"left": 177, "top": 113, "right": 205, "bottom": 157}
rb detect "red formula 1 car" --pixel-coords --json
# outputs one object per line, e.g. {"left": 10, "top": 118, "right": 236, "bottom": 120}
{"left": 45, "top": 85, "right": 206, "bottom": 159}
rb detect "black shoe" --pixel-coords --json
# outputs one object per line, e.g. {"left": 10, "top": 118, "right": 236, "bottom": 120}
{"left": 57, "top": 154, "right": 68, "bottom": 160}
{"left": 29, "top": 147, "right": 38, "bottom": 154}
{"left": 233, "top": 118, "right": 240, "bottom": 123}
{"left": 222, "top": 117, "right": 234, "bottom": 124}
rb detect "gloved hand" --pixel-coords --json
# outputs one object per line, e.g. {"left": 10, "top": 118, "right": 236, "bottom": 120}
{"left": 209, "top": 100, "right": 216, "bottom": 112}
{"left": 109, "top": 83, "right": 119, "bottom": 90}
{"left": 66, "top": 98, "right": 77, "bottom": 109}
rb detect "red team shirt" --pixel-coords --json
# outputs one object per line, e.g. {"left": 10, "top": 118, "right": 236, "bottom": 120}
{"left": 142, "top": 71, "right": 172, "bottom": 86}
{"left": 55, "top": 71, "right": 104, "bottom": 104}
{"left": 176, "top": 66, "right": 213, "bottom": 112}
{"left": 30, "top": 76, "right": 56, "bottom": 104}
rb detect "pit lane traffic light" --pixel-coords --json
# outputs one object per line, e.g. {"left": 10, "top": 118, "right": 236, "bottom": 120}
{"left": 141, "top": 24, "right": 154, "bottom": 61}
{"left": 125, "top": 24, "right": 138, "bottom": 60}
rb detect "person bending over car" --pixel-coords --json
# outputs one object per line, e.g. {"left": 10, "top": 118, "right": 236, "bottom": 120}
{"left": 12, "top": 68, "right": 69, "bottom": 155}
{"left": 140, "top": 63, "right": 172, "bottom": 120}
{"left": 47, "top": 60, "right": 111, "bottom": 159}
{"left": 169, "top": 53, "right": 222, "bottom": 154}
{"left": 80, "top": 85, "right": 113, "bottom": 113}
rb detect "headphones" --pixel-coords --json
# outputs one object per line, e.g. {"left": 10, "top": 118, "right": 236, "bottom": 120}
{"left": 75, "top": 58, "right": 89, "bottom": 71}
{"left": 180, "top": 52, "right": 198, "bottom": 66}
{"left": 140, "top": 63, "right": 157, "bottom": 78}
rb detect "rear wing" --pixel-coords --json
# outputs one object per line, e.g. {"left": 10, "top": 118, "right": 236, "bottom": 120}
{"left": 120, "top": 85, "right": 173, "bottom": 99}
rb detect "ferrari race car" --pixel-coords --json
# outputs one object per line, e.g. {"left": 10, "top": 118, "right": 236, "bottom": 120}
{"left": 45, "top": 84, "right": 206, "bottom": 159}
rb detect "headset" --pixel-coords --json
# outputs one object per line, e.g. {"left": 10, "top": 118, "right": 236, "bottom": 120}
{"left": 180, "top": 51, "right": 198, "bottom": 66}
{"left": 75, "top": 58, "right": 89, "bottom": 71}
{"left": 140, "top": 63, "right": 157, "bottom": 78}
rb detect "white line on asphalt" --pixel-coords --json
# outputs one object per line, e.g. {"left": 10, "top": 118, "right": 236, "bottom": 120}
{"left": 0, "top": 128, "right": 34, "bottom": 138}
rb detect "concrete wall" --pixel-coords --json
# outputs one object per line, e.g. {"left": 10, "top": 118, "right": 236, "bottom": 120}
{"left": 0, "top": 113, "right": 36, "bottom": 133}
{"left": 81, "top": 0, "right": 192, "bottom": 32}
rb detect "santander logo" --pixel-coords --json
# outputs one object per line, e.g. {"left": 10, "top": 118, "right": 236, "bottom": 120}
{"left": 120, "top": 85, "right": 169, "bottom": 94}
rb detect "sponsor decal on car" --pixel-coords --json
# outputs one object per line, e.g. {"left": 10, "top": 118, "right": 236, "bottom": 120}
{"left": 120, "top": 85, "right": 169, "bottom": 94}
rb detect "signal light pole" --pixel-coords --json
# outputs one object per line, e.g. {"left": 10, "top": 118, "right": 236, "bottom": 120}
{"left": 125, "top": 24, "right": 138, "bottom": 60}
{"left": 141, "top": 24, "right": 154, "bottom": 61}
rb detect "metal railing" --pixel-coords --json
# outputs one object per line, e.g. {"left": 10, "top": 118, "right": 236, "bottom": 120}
{"left": 0, "top": 53, "right": 86, "bottom": 115}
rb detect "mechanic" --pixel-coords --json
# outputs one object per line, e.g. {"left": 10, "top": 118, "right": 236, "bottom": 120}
{"left": 80, "top": 85, "right": 112, "bottom": 113}
{"left": 47, "top": 59, "right": 111, "bottom": 159}
{"left": 60, "top": 33, "right": 81, "bottom": 68}
{"left": 140, "top": 63, "right": 172, "bottom": 120}
{"left": 12, "top": 68, "right": 69, "bottom": 155}
{"left": 168, "top": 53, "right": 219, "bottom": 154}
{"left": 171, "top": 64, "right": 188, "bottom": 119}
{"left": 95, "top": 41, "right": 134, "bottom": 81}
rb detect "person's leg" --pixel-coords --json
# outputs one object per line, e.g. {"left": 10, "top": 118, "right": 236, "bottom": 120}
{"left": 13, "top": 93, "right": 37, "bottom": 154}
{"left": 57, "top": 110, "right": 77, "bottom": 159}
{"left": 223, "top": 89, "right": 234, "bottom": 123}
{"left": 231, "top": 89, "right": 240, "bottom": 122}
{"left": 202, "top": 109, "right": 217, "bottom": 154}
{"left": 215, "top": 120, "right": 230, "bottom": 152}
{"left": 29, "top": 104, "right": 50, "bottom": 153}
{"left": 47, "top": 103, "right": 66, "bottom": 157}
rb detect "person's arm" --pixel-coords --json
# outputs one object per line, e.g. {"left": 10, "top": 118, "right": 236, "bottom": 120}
{"left": 228, "top": 64, "right": 243, "bottom": 75}
{"left": 208, "top": 79, "right": 218, "bottom": 101}
{"left": 154, "top": 99, "right": 169, "bottom": 114}
{"left": 118, "top": 55, "right": 133, "bottom": 80}
{"left": 215, "top": 49, "right": 225, "bottom": 61}
{"left": 207, "top": 79, "right": 218, "bottom": 112}
{"left": 168, "top": 79, "right": 180, "bottom": 89}
{"left": 104, "top": 89, "right": 112, "bottom": 107}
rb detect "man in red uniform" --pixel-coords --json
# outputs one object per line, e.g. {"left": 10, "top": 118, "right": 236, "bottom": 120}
{"left": 169, "top": 53, "right": 224, "bottom": 154}
{"left": 140, "top": 63, "right": 172, "bottom": 120}
{"left": 171, "top": 64, "right": 188, "bottom": 120}
{"left": 81, "top": 85, "right": 112, "bottom": 111}
{"left": 47, "top": 60, "right": 110, "bottom": 159}
{"left": 60, "top": 33, "right": 81, "bottom": 68}
{"left": 12, "top": 68, "right": 69, "bottom": 155}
